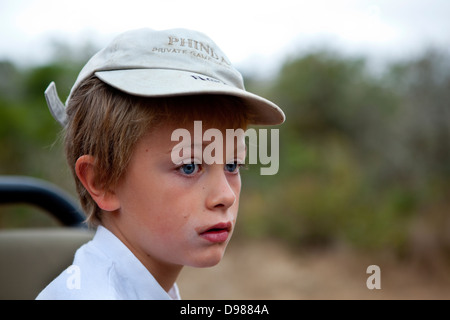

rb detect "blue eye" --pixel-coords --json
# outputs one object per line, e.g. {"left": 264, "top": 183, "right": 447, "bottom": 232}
{"left": 225, "top": 162, "right": 240, "bottom": 173}
{"left": 180, "top": 163, "right": 200, "bottom": 175}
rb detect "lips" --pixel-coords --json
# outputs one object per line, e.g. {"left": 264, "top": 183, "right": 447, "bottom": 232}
{"left": 199, "top": 222, "right": 232, "bottom": 243}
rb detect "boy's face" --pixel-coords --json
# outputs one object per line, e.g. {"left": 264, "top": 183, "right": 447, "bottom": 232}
{"left": 106, "top": 119, "right": 246, "bottom": 271}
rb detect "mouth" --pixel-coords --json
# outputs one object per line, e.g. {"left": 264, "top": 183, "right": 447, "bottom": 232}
{"left": 198, "top": 222, "right": 232, "bottom": 243}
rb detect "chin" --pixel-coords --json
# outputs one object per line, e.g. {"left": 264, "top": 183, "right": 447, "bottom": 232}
{"left": 188, "top": 246, "right": 227, "bottom": 268}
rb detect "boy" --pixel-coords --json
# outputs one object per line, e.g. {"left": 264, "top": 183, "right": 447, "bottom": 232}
{"left": 36, "top": 28, "right": 285, "bottom": 299}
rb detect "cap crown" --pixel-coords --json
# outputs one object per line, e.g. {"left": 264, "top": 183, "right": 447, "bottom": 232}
{"left": 69, "top": 28, "right": 244, "bottom": 102}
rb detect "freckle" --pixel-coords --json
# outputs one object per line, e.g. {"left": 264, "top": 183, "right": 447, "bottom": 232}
{"left": 145, "top": 149, "right": 149, "bottom": 152}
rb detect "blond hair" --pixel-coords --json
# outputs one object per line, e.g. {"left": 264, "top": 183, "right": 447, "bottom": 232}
{"left": 65, "top": 76, "right": 249, "bottom": 226}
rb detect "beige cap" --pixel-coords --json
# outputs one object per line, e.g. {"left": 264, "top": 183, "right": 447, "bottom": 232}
{"left": 45, "top": 28, "right": 285, "bottom": 127}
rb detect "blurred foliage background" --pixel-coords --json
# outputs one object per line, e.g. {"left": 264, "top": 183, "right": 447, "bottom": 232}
{"left": 1, "top": 42, "right": 450, "bottom": 268}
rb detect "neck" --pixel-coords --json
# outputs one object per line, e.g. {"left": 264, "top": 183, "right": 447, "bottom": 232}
{"left": 143, "top": 257, "right": 183, "bottom": 292}
{"left": 100, "top": 218, "right": 183, "bottom": 293}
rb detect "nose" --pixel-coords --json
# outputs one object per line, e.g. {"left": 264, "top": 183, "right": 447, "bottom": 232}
{"left": 205, "top": 168, "right": 237, "bottom": 211}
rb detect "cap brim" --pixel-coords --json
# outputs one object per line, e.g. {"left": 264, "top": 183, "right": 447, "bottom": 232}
{"left": 95, "top": 69, "right": 285, "bottom": 126}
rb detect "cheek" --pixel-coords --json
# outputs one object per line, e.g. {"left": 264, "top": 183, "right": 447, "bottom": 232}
{"left": 231, "top": 176, "right": 242, "bottom": 204}
{"left": 231, "top": 178, "right": 242, "bottom": 219}
{"left": 141, "top": 184, "right": 199, "bottom": 234}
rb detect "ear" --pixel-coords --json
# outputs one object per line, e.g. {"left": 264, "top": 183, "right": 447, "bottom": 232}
{"left": 75, "top": 155, "right": 120, "bottom": 212}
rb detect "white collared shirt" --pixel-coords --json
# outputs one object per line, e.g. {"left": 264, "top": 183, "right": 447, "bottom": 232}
{"left": 36, "top": 226, "right": 181, "bottom": 300}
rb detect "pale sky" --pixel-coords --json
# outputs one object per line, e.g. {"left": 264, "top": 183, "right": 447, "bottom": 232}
{"left": 1, "top": 0, "right": 449, "bottom": 75}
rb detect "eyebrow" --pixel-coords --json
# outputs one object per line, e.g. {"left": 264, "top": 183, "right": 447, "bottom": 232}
{"left": 168, "top": 141, "right": 247, "bottom": 155}
{"left": 167, "top": 142, "right": 210, "bottom": 154}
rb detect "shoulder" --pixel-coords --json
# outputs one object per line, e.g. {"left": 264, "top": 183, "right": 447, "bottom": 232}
{"left": 36, "top": 233, "right": 118, "bottom": 300}
{"left": 36, "top": 226, "right": 177, "bottom": 300}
